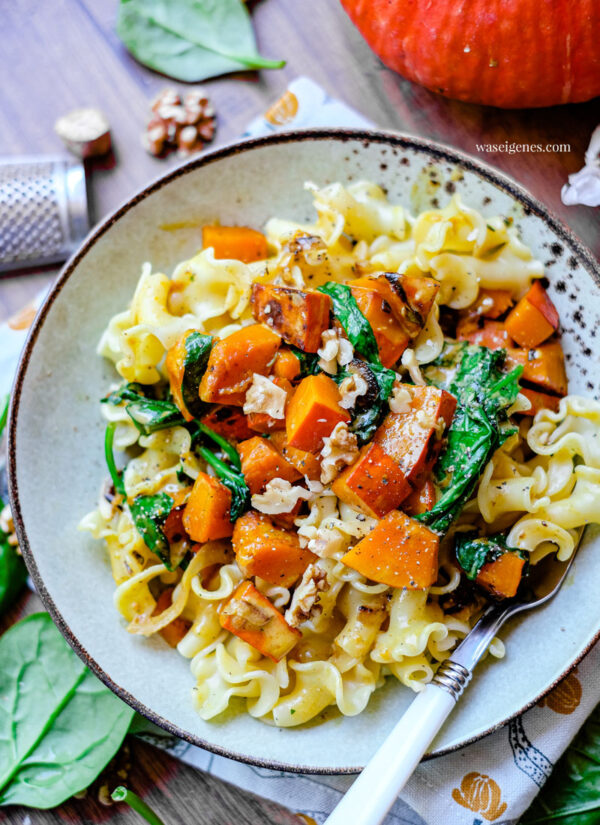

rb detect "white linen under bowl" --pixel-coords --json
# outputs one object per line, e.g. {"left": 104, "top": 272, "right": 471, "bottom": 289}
{"left": 8, "top": 130, "right": 600, "bottom": 773}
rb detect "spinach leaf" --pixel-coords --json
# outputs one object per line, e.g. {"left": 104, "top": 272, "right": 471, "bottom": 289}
{"left": 102, "top": 382, "right": 187, "bottom": 435}
{"left": 198, "top": 447, "right": 249, "bottom": 521}
{"left": 105, "top": 423, "right": 127, "bottom": 498}
{"left": 116, "top": 0, "right": 285, "bottom": 82}
{"left": 521, "top": 700, "right": 600, "bottom": 824}
{"left": 455, "top": 532, "right": 524, "bottom": 580}
{"left": 289, "top": 346, "right": 321, "bottom": 377}
{"left": 0, "top": 498, "right": 27, "bottom": 617}
{"left": 193, "top": 422, "right": 241, "bottom": 470}
{"left": 102, "top": 382, "right": 147, "bottom": 405}
{"left": 181, "top": 332, "right": 212, "bottom": 419}
{"left": 334, "top": 360, "right": 396, "bottom": 444}
{"left": 418, "top": 345, "right": 522, "bottom": 534}
{"left": 112, "top": 786, "right": 166, "bottom": 825}
{"left": 0, "top": 613, "right": 134, "bottom": 809}
{"left": 317, "top": 282, "right": 381, "bottom": 365}
{"left": 129, "top": 493, "right": 181, "bottom": 570}
{"left": 126, "top": 398, "right": 186, "bottom": 436}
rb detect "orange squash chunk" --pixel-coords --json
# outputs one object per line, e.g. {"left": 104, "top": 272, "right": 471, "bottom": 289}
{"left": 519, "top": 386, "right": 561, "bottom": 417}
{"left": 247, "top": 377, "right": 293, "bottom": 434}
{"left": 476, "top": 552, "right": 526, "bottom": 599}
{"left": 270, "top": 431, "right": 322, "bottom": 480}
{"left": 505, "top": 281, "right": 559, "bottom": 348}
{"left": 507, "top": 341, "right": 568, "bottom": 397}
{"left": 162, "top": 489, "right": 189, "bottom": 544}
{"left": 202, "top": 225, "right": 268, "bottom": 263}
{"left": 165, "top": 329, "right": 202, "bottom": 422}
{"left": 182, "top": 472, "right": 233, "bottom": 543}
{"left": 199, "top": 324, "right": 281, "bottom": 406}
{"left": 272, "top": 348, "right": 301, "bottom": 382}
{"left": 200, "top": 405, "right": 254, "bottom": 442}
{"left": 341, "top": 510, "right": 439, "bottom": 589}
{"left": 352, "top": 273, "right": 439, "bottom": 337}
{"left": 286, "top": 374, "right": 350, "bottom": 453}
{"left": 238, "top": 436, "right": 302, "bottom": 495}
{"left": 220, "top": 580, "right": 301, "bottom": 661}
{"left": 401, "top": 478, "right": 436, "bottom": 517}
{"left": 456, "top": 318, "right": 513, "bottom": 350}
{"left": 463, "top": 288, "right": 514, "bottom": 320}
{"left": 233, "top": 511, "right": 315, "bottom": 587}
{"left": 350, "top": 284, "right": 410, "bottom": 367}
{"left": 251, "top": 284, "right": 331, "bottom": 353}
{"left": 374, "top": 385, "right": 457, "bottom": 485}
{"left": 152, "top": 588, "right": 192, "bottom": 648}
{"left": 332, "top": 443, "right": 411, "bottom": 518}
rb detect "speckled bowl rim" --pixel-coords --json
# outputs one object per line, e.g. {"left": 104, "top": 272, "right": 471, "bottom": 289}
{"left": 8, "top": 128, "right": 600, "bottom": 774}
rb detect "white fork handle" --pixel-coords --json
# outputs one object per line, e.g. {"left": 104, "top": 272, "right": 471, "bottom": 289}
{"left": 324, "top": 684, "right": 455, "bottom": 825}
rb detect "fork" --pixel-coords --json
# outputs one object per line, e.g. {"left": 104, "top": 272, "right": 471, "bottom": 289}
{"left": 324, "top": 544, "right": 580, "bottom": 825}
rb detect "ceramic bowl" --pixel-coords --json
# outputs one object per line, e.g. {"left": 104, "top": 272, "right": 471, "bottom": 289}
{"left": 9, "top": 130, "right": 600, "bottom": 773}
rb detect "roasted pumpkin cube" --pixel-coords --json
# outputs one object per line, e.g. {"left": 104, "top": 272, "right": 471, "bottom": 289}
{"left": 518, "top": 386, "right": 561, "bottom": 417}
{"left": 270, "top": 431, "right": 322, "bottom": 481}
{"left": 476, "top": 552, "right": 526, "bottom": 599}
{"left": 152, "top": 588, "right": 192, "bottom": 648}
{"left": 286, "top": 373, "right": 350, "bottom": 453}
{"left": 456, "top": 318, "right": 513, "bottom": 349}
{"left": 395, "top": 272, "right": 440, "bottom": 330}
{"left": 199, "top": 324, "right": 281, "bottom": 406}
{"left": 162, "top": 489, "right": 190, "bottom": 544}
{"left": 251, "top": 284, "right": 331, "bottom": 353}
{"left": 401, "top": 478, "right": 436, "bottom": 517}
{"left": 374, "top": 385, "right": 457, "bottom": 485}
{"left": 232, "top": 511, "right": 315, "bottom": 587}
{"left": 220, "top": 581, "right": 301, "bottom": 661}
{"left": 332, "top": 443, "right": 411, "bottom": 518}
{"left": 200, "top": 405, "right": 255, "bottom": 442}
{"left": 505, "top": 281, "right": 559, "bottom": 348}
{"left": 507, "top": 341, "right": 568, "bottom": 397}
{"left": 341, "top": 510, "right": 439, "bottom": 589}
{"left": 272, "top": 348, "right": 301, "bottom": 382}
{"left": 202, "top": 225, "right": 268, "bottom": 263}
{"left": 350, "top": 284, "right": 410, "bottom": 367}
{"left": 182, "top": 472, "right": 233, "bottom": 542}
{"left": 238, "top": 436, "right": 302, "bottom": 495}
{"left": 247, "top": 377, "right": 293, "bottom": 434}
{"left": 463, "top": 288, "right": 514, "bottom": 320}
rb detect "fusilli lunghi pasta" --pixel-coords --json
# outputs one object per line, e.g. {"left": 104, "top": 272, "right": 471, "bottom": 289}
{"left": 81, "top": 181, "right": 599, "bottom": 727}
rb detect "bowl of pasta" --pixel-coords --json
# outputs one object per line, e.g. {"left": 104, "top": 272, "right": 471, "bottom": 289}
{"left": 9, "top": 129, "right": 600, "bottom": 772}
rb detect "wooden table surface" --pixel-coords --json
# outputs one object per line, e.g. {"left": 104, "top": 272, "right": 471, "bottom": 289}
{"left": 1, "top": 1, "right": 599, "bottom": 823}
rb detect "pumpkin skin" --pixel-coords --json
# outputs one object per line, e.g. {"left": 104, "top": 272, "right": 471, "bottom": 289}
{"left": 340, "top": 0, "right": 600, "bottom": 108}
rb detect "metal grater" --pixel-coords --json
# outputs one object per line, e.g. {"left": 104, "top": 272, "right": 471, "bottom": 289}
{"left": 0, "top": 156, "right": 89, "bottom": 272}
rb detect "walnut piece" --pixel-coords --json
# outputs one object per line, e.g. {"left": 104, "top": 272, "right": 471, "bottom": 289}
{"left": 243, "top": 373, "right": 287, "bottom": 419}
{"left": 143, "top": 87, "right": 217, "bottom": 158}
{"left": 320, "top": 421, "right": 358, "bottom": 484}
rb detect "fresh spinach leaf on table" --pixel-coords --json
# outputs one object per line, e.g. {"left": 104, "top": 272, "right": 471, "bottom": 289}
{"left": 317, "top": 282, "right": 382, "bottom": 365}
{"left": 0, "top": 502, "right": 27, "bottom": 616}
{"left": 521, "top": 700, "right": 600, "bottom": 824}
{"left": 418, "top": 344, "right": 522, "bottom": 534}
{"left": 0, "top": 613, "right": 134, "bottom": 809}
{"left": 116, "top": 0, "right": 285, "bottom": 82}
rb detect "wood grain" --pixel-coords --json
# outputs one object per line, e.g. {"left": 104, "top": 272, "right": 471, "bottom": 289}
{"left": 0, "top": 0, "right": 599, "bottom": 823}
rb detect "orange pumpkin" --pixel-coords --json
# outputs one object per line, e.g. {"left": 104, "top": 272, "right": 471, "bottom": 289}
{"left": 339, "top": 0, "right": 600, "bottom": 108}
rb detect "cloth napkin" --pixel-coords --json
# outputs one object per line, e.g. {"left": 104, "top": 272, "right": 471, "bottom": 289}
{"left": 4, "top": 77, "right": 599, "bottom": 825}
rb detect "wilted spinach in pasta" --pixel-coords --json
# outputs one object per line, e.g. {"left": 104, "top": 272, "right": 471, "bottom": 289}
{"left": 80, "top": 182, "right": 600, "bottom": 728}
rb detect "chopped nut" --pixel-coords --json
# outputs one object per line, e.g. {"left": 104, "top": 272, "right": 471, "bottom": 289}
{"left": 243, "top": 373, "right": 287, "bottom": 419}
{"left": 320, "top": 421, "right": 358, "bottom": 484}
{"left": 143, "top": 86, "right": 216, "bottom": 158}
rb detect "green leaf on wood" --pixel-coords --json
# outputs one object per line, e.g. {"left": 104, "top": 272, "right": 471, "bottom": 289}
{"left": 0, "top": 614, "right": 134, "bottom": 809}
{"left": 116, "top": 0, "right": 285, "bottom": 82}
